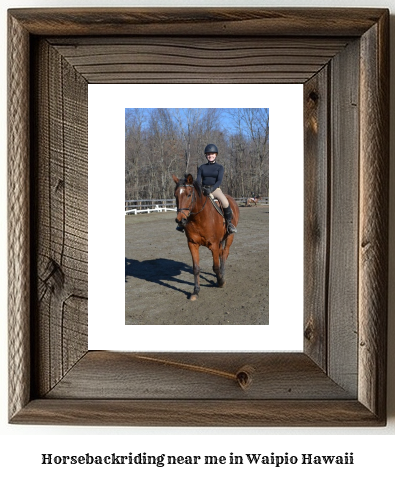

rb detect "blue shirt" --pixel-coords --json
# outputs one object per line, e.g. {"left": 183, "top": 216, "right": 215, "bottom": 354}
{"left": 196, "top": 162, "right": 224, "bottom": 191}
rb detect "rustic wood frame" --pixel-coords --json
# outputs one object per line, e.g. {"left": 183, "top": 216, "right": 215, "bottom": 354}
{"left": 8, "top": 8, "right": 389, "bottom": 426}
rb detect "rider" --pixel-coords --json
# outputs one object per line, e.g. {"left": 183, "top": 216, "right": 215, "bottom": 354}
{"left": 198, "top": 144, "right": 237, "bottom": 234}
{"left": 176, "top": 143, "right": 237, "bottom": 234}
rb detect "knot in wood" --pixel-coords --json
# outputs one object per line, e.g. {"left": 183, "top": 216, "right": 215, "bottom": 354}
{"left": 308, "top": 90, "right": 319, "bottom": 103}
{"left": 236, "top": 365, "right": 255, "bottom": 390}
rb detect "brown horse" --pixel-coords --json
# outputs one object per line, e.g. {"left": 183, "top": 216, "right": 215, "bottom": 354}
{"left": 245, "top": 196, "right": 262, "bottom": 207}
{"left": 172, "top": 173, "right": 239, "bottom": 301}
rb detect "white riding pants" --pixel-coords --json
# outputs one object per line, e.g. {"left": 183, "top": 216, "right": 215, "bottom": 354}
{"left": 211, "top": 187, "right": 229, "bottom": 208}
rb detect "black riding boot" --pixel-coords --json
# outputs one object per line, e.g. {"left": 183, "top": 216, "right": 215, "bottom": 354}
{"left": 224, "top": 206, "right": 237, "bottom": 234}
{"left": 176, "top": 223, "right": 185, "bottom": 233}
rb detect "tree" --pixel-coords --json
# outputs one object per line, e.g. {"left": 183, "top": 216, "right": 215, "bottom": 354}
{"left": 124, "top": 107, "right": 269, "bottom": 200}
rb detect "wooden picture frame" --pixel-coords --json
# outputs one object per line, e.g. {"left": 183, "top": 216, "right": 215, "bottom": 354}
{"left": 8, "top": 8, "right": 389, "bottom": 426}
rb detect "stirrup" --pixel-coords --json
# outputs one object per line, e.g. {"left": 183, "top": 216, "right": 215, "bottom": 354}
{"left": 176, "top": 225, "right": 185, "bottom": 233}
{"left": 227, "top": 222, "right": 237, "bottom": 234}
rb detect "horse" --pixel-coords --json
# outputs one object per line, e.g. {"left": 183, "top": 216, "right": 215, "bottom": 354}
{"left": 172, "top": 173, "right": 239, "bottom": 301}
{"left": 245, "top": 195, "right": 262, "bottom": 207}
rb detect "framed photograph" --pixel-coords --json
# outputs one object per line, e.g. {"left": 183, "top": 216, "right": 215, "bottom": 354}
{"left": 8, "top": 8, "right": 389, "bottom": 426}
{"left": 88, "top": 84, "right": 303, "bottom": 350}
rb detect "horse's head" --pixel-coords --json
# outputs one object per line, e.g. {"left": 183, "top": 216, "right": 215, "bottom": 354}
{"left": 172, "top": 173, "right": 198, "bottom": 225}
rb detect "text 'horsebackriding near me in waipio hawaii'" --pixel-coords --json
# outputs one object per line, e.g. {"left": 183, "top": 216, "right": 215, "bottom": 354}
{"left": 173, "top": 144, "right": 239, "bottom": 301}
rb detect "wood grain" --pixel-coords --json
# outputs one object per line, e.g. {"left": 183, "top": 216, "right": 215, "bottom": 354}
{"left": 30, "top": 39, "right": 88, "bottom": 397}
{"left": 358, "top": 12, "right": 389, "bottom": 419}
{"left": 49, "top": 37, "right": 351, "bottom": 84}
{"left": 8, "top": 7, "right": 387, "bottom": 37}
{"left": 8, "top": 11, "right": 31, "bottom": 421}
{"left": 45, "top": 352, "right": 354, "bottom": 400}
{"left": 7, "top": 8, "right": 389, "bottom": 426}
{"left": 304, "top": 67, "right": 329, "bottom": 370}
{"left": 11, "top": 399, "right": 383, "bottom": 427}
{"left": 327, "top": 39, "right": 360, "bottom": 395}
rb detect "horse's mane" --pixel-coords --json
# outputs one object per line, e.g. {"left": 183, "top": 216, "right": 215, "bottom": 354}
{"left": 193, "top": 179, "right": 202, "bottom": 198}
{"left": 178, "top": 174, "right": 202, "bottom": 198}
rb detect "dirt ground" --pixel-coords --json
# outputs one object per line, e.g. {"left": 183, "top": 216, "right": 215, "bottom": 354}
{"left": 125, "top": 205, "right": 269, "bottom": 325}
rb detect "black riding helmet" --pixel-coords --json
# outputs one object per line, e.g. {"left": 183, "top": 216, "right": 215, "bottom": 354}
{"left": 204, "top": 144, "right": 218, "bottom": 155}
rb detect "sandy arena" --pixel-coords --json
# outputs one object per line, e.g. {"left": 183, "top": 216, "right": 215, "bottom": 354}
{"left": 125, "top": 205, "right": 269, "bottom": 325}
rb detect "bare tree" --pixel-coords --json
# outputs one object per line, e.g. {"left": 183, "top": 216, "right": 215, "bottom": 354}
{"left": 125, "top": 107, "right": 269, "bottom": 200}
{"left": 172, "top": 108, "right": 204, "bottom": 173}
{"left": 125, "top": 108, "right": 147, "bottom": 198}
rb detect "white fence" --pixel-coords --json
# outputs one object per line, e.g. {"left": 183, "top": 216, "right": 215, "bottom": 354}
{"left": 125, "top": 197, "right": 268, "bottom": 215}
{"left": 125, "top": 199, "right": 177, "bottom": 215}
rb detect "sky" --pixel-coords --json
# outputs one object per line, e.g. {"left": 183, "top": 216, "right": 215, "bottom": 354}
{"left": 125, "top": 107, "right": 269, "bottom": 137}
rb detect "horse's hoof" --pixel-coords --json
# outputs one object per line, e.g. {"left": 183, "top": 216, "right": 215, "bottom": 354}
{"left": 190, "top": 294, "right": 198, "bottom": 301}
{"left": 218, "top": 280, "right": 226, "bottom": 288}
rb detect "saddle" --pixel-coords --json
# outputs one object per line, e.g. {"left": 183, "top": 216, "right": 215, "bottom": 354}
{"left": 208, "top": 195, "right": 225, "bottom": 218}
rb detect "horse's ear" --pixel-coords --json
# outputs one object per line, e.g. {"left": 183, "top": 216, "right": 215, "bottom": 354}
{"left": 185, "top": 173, "right": 194, "bottom": 185}
{"left": 172, "top": 174, "right": 179, "bottom": 184}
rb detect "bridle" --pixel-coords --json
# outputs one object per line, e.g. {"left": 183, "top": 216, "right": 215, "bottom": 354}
{"left": 176, "top": 184, "right": 207, "bottom": 220}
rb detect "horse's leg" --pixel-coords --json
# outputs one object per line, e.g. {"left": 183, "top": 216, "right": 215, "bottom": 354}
{"left": 188, "top": 242, "right": 200, "bottom": 300}
{"left": 220, "top": 234, "right": 234, "bottom": 281}
{"left": 219, "top": 239, "right": 226, "bottom": 278}
{"left": 211, "top": 244, "right": 225, "bottom": 287}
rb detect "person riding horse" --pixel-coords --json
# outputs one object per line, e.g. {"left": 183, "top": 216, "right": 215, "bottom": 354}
{"left": 176, "top": 144, "right": 237, "bottom": 234}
